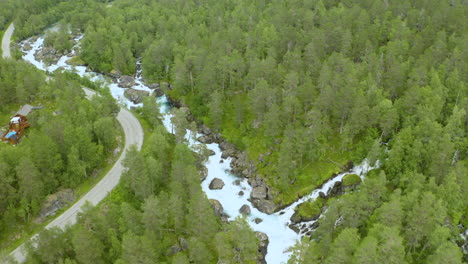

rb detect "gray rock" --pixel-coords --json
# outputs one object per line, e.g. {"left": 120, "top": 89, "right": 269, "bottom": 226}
{"left": 310, "top": 221, "right": 319, "bottom": 230}
{"left": 199, "top": 167, "right": 208, "bottom": 182}
{"left": 207, "top": 149, "right": 216, "bottom": 156}
{"left": 179, "top": 237, "right": 188, "bottom": 251}
{"left": 209, "top": 199, "right": 228, "bottom": 221}
{"left": 209, "top": 178, "right": 225, "bottom": 190}
{"left": 239, "top": 204, "right": 251, "bottom": 215}
{"left": 233, "top": 179, "right": 241, "bottom": 186}
{"left": 252, "top": 199, "right": 277, "bottom": 214}
{"left": 255, "top": 232, "right": 269, "bottom": 264}
{"left": 251, "top": 186, "right": 267, "bottom": 199}
{"left": 166, "top": 244, "right": 181, "bottom": 256}
{"left": 152, "top": 88, "right": 164, "bottom": 97}
{"left": 328, "top": 181, "right": 343, "bottom": 197}
{"left": 124, "top": 88, "right": 150, "bottom": 104}
{"left": 40, "top": 189, "right": 76, "bottom": 219}
{"left": 109, "top": 69, "right": 122, "bottom": 79}
{"left": 197, "top": 135, "right": 213, "bottom": 144}
{"left": 119, "top": 75, "right": 136, "bottom": 88}
{"left": 319, "top": 191, "right": 327, "bottom": 199}
{"left": 147, "top": 82, "right": 160, "bottom": 89}
{"left": 199, "top": 125, "right": 212, "bottom": 135}
{"left": 290, "top": 210, "right": 320, "bottom": 225}
{"left": 23, "top": 43, "right": 32, "bottom": 51}
{"left": 238, "top": 191, "right": 244, "bottom": 196}
{"left": 254, "top": 218, "right": 263, "bottom": 224}
{"left": 289, "top": 224, "right": 300, "bottom": 234}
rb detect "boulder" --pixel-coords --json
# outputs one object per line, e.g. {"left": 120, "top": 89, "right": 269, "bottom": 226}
{"left": 197, "top": 135, "right": 214, "bottom": 144}
{"left": 199, "top": 167, "right": 208, "bottom": 182}
{"left": 209, "top": 178, "right": 225, "bottom": 190}
{"left": 252, "top": 199, "right": 277, "bottom": 214}
{"left": 34, "top": 46, "right": 62, "bottom": 65}
{"left": 153, "top": 88, "right": 164, "bottom": 97}
{"left": 166, "top": 245, "right": 181, "bottom": 256}
{"left": 319, "top": 191, "right": 327, "bottom": 199}
{"left": 233, "top": 179, "right": 241, "bottom": 186}
{"left": 289, "top": 224, "right": 300, "bottom": 234}
{"left": 254, "top": 218, "right": 263, "bottom": 224}
{"left": 119, "top": 75, "right": 136, "bottom": 88}
{"left": 124, "top": 88, "right": 150, "bottom": 104}
{"left": 239, "top": 204, "right": 251, "bottom": 215}
{"left": 23, "top": 43, "right": 32, "bottom": 51}
{"left": 290, "top": 211, "right": 320, "bottom": 224}
{"left": 238, "top": 191, "right": 244, "bottom": 196}
{"left": 147, "top": 82, "right": 160, "bottom": 89}
{"left": 109, "top": 69, "right": 122, "bottom": 79}
{"left": 327, "top": 181, "right": 343, "bottom": 197}
{"left": 179, "top": 237, "right": 188, "bottom": 251}
{"left": 310, "top": 221, "right": 319, "bottom": 230}
{"left": 209, "top": 199, "right": 228, "bottom": 221}
{"left": 255, "top": 232, "right": 269, "bottom": 264}
{"left": 199, "top": 124, "right": 212, "bottom": 136}
{"left": 207, "top": 149, "right": 216, "bottom": 156}
{"left": 251, "top": 186, "right": 267, "bottom": 199}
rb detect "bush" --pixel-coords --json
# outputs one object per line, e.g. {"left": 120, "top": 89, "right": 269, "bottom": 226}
{"left": 342, "top": 174, "right": 362, "bottom": 186}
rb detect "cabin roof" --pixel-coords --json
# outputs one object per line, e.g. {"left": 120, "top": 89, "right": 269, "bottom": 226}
{"left": 15, "top": 104, "right": 33, "bottom": 116}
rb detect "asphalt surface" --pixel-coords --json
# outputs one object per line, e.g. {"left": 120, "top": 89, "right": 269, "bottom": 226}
{"left": 3, "top": 24, "right": 144, "bottom": 263}
{"left": 2, "top": 23, "right": 14, "bottom": 59}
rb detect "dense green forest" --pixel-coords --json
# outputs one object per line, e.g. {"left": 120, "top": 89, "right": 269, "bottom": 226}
{"left": 12, "top": 101, "right": 261, "bottom": 264}
{"left": 1, "top": 0, "right": 466, "bottom": 263}
{"left": 0, "top": 59, "right": 121, "bottom": 250}
{"left": 32, "top": 0, "right": 465, "bottom": 206}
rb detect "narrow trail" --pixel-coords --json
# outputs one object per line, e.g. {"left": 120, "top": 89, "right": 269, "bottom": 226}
{"left": 2, "top": 23, "right": 144, "bottom": 263}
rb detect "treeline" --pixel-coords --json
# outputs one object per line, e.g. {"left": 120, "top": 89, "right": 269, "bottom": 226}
{"left": 0, "top": 59, "right": 120, "bottom": 249}
{"left": 8, "top": 0, "right": 467, "bottom": 263}
{"left": 18, "top": 101, "right": 260, "bottom": 264}
{"left": 44, "top": 0, "right": 467, "bottom": 204}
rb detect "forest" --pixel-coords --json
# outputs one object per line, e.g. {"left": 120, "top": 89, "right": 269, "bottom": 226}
{"left": 0, "top": 58, "right": 121, "bottom": 251}
{"left": 0, "top": 0, "right": 466, "bottom": 263}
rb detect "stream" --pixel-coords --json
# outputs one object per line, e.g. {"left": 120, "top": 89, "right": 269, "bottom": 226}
{"left": 19, "top": 33, "right": 376, "bottom": 264}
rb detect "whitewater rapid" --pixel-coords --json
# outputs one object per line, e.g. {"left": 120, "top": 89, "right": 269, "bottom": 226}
{"left": 20, "top": 34, "right": 376, "bottom": 264}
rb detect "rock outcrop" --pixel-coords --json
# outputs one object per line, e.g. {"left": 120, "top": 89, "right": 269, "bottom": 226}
{"left": 256, "top": 232, "right": 269, "bottom": 264}
{"left": 119, "top": 75, "right": 136, "bottom": 88}
{"left": 39, "top": 189, "right": 76, "bottom": 220}
{"left": 209, "top": 199, "right": 229, "bottom": 222}
{"left": 124, "top": 88, "right": 149, "bottom": 104}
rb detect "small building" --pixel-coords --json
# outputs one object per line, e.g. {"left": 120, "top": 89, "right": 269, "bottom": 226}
{"left": 1, "top": 114, "right": 30, "bottom": 145}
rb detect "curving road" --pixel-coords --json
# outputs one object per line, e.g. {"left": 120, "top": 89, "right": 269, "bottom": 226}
{"left": 3, "top": 24, "right": 144, "bottom": 263}
{"left": 2, "top": 23, "right": 14, "bottom": 59}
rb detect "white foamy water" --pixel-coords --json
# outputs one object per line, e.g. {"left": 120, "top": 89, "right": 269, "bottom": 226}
{"left": 21, "top": 34, "right": 377, "bottom": 264}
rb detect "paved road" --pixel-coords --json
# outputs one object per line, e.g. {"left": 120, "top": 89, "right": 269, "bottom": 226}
{"left": 2, "top": 23, "right": 14, "bottom": 59}
{"left": 3, "top": 24, "right": 144, "bottom": 263}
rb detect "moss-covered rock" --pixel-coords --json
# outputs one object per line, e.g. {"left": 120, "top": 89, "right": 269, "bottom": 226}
{"left": 342, "top": 174, "right": 361, "bottom": 186}
{"left": 290, "top": 198, "right": 325, "bottom": 224}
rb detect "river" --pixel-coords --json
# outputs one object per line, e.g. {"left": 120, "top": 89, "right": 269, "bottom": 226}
{"left": 19, "top": 33, "right": 376, "bottom": 264}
